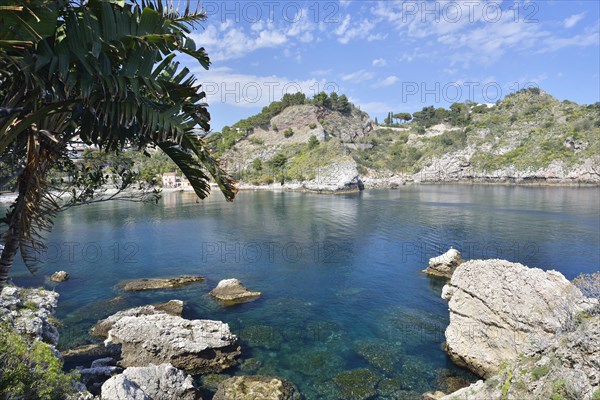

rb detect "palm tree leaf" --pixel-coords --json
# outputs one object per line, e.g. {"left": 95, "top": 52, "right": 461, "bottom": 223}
{"left": 157, "top": 139, "right": 212, "bottom": 199}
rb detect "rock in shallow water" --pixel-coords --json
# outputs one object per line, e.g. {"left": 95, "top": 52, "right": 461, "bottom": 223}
{"left": 91, "top": 300, "right": 184, "bottom": 338}
{"left": 209, "top": 279, "right": 261, "bottom": 304}
{"left": 213, "top": 376, "right": 302, "bottom": 400}
{"left": 442, "top": 259, "right": 596, "bottom": 378}
{"left": 333, "top": 369, "right": 380, "bottom": 400}
{"left": 100, "top": 363, "right": 201, "bottom": 400}
{"left": 50, "top": 270, "right": 70, "bottom": 282}
{"left": 423, "top": 248, "right": 463, "bottom": 278}
{"left": 105, "top": 313, "right": 240, "bottom": 374}
{"left": 121, "top": 275, "right": 204, "bottom": 291}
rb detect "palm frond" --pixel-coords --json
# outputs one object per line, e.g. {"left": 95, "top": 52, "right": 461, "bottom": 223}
{"left": 157, "top": 139, "right": 212, "bottom": 199}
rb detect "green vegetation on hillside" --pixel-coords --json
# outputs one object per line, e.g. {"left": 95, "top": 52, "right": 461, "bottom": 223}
{"left": 233, "top": 138, "right": 348, "bottom": 185}
{"left": 469, "top": 90, "right": 600, "bottom": 171}
{"left": 209, "top": 92, "right": 356, "bottom": 156}
{"left": 359, "top": 89, "right": 600, "bottom": 175}
{"left": 224, "top": 88, "right": 600, "bottom": 182}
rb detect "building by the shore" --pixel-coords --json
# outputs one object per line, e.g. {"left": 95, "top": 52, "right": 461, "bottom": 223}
{"left": 161, "top": 172, "right": 191, "bottom": 189}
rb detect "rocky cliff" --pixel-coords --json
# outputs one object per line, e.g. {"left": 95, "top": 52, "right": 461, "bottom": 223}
{"left": 216, "top": 89, "right": 599, "bottom": 192}
{"left": 437, "top": 261, "right": 599, "bottom": 400}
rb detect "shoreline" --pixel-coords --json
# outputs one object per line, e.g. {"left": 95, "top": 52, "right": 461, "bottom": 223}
{"left": 2, "top": 179, "right": 598, "bottom": 203}
{"left": 233, "top": 178, "right": 600, "bottom": 193}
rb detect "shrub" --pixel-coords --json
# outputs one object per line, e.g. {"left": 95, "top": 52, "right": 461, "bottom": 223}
{"left": 251, "top": 176, "right": 274, "bottom": 185}
{"left": 531, "top": 365, "right": 549, "bottom": 380}
{"left": 550, "top": 379, "right": 579, "bottom": 400}
{"left": 309, "top": 122, "right": 317, "bottom": 129}
{"left": 252, "top": 158, "right": 262, "bottom": 172}
{"left": 308, "top": 135, "right": 319, "bottom": 150}
{"left": 283, "top": 128, "right": 294, "bottom": 138}
{"left": 592, "top": 389, "right": 600, "bottom": 400}
{"left": 271, "top": 124, "right": 278, "bottom": 131}
{"left": 249, "top": 137, "right": 264, "bottom": 145}
{"left": 0, "top": 324, "right": 78, "bottom": 399}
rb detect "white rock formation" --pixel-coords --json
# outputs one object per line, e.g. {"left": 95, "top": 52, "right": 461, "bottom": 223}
{"left": 104, "top": 313, "right": 240, "bottom": 373}
{"left": 101, "top": 364, "right": 201, "bottom": 400}
{"left": 424, "top": 248, "right": 464, "bottom": 278}
{"left": 442, "top": 259, "right": 595, "bottom": 377}
{"left": 209, "top": 279, "right": 261, "bottom": 304}
{"left": 91, "top": 300, "right": 184, "bottom": 338}
{"left": 0, "top": 286, "right": 60, "bottom": 345}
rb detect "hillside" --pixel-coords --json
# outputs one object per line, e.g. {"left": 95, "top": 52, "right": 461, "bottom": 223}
{"left": 212, "top": 89, "right": 600, "bottom": 192}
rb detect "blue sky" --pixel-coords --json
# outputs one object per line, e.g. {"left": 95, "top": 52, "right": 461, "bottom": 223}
{"left": 181, "top": 0, "right": 600, "bottom": 131}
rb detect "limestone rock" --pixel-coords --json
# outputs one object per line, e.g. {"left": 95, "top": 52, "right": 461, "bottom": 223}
{"left": 91, "top": 300, "right": 184, "bottom": 338}
{"left": 0, "top": 286, "right": 60, "bottom": 345}
{"left": 422, "top": 391, "right": 446, "bottom": 400}
{"left": 101, "top": 363, "right": 201, "bottom": 400}
{"left": 121, "top": 276, "right": 204, "bottom": 291}
{"left": 209, "top": 279, "right": 261, "bottom": 304}
{"left": 424, "top": 248, "right": 464, "bottom": 278}
{"left": 78, "top": 363, "right": 123, "bottom": 395}
{"left": 442, "top": 259, "right": 595, "bottom": 377}
{"left": 50, "top": 270, "right": 70, "bottom": 282}
{"left": 213, "top": 376, "right": 302, "bottom": 400}
{"left": 441, "top": 316, "right": 600, "bottom": 400}
{"left": 301, "top": 158, "right": 364, "bottom": 193}
{"left": 63, "top": 343, "right": 119, "bottom": 359}
{"left": 104, "top": 313, "right": 240, "bottom": 374}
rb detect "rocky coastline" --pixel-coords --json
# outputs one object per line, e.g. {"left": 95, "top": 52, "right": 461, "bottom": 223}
{"left": 2, "top": 256, "right": 598, "bottom": 399}
{"left": 430, "top": 258, "right": 599, "bottom": 400}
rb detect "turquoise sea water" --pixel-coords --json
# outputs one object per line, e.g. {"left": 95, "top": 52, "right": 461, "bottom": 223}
{"left": 10, "top": 185, "right": 600, "bottom": 399}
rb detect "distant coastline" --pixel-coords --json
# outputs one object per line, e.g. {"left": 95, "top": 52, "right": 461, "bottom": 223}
{"left": 2, "top": 179, "right": 598, "bottom": 204}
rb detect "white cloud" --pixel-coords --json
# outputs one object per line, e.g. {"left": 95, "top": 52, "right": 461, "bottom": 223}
{"left": 193, "top": 67, "right": 332, "bottom": 108}
{"left": 538, "top": 29, "right": 599, "bottom": 53}
{"left": 372, "top": 58, "right": 387, "bottom": 67}
{"left": 367, "top": 32, "right": 388, "bottom": 41}
{"left": 564, "top": 12, "right": 586, "bottom": 29}
{"left": 341, "top": 69, "right": 375, "bottom": 81}
{"left": 368, "top": 1, "right": 597, "bottom": 67}
{"left": 311, "top": 69, "right": 332, "bottom": 76}
{"left": 192, "top": 8, "right": 320, "bottom": 61}
{"left": 372, "top": 75, "right": 399, "bottom": 88}
{"left": 334, "top": 14, "right": 377, "bottom": 44}
{"left": 191, "top": 24, "right": 287, "bottom": 61}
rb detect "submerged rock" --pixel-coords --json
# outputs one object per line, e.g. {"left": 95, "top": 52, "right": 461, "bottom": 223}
{"left": 121, "top": 275, "right": 204, "bottom": 291}
{"left": 442, "top": 259, "right": 596, "bottom": 378}
{"left": 199, "top": 374, "right": 231, "bottom": 393}
{"left": 101, "top": 363, "right": 201, "bottom": 400}
{"left": 240, "top": 324, "right": 283, "bottom": 350}
{"left": 209, "top": 279, "right": 261, "bottom": 304}
{"left": 50, "top": 270, "right": 70, "bottom": 282}
{"left": 354, "top": 339, "right": 403, "bottom": 375}
{"left": 105, "top": 313, "right": 240, "bottom": 374}
{"left": 333, "top": 369, "right": 380, "bottom": 400}
{"left": 213, "top": 376, "right": 302, "bottom": 400}
{"left": 423, "top": 248, "right": 463, "bottom": 278}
